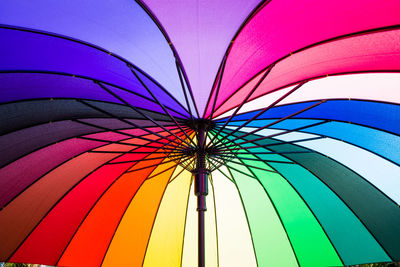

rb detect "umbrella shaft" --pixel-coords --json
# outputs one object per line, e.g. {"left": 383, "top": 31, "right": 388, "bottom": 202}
{"left": 195, "top": 122, "right": 208, "bottom": 267}
{"left": 198, "top": 206, "right": 205, "bottom": 267}
{"left": 195, "top": 171, "right": 208, "bottom": 267}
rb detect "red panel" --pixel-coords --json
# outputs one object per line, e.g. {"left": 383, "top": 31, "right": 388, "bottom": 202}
{"left": 10, "top": 163, "right": 133, "bottom": 265}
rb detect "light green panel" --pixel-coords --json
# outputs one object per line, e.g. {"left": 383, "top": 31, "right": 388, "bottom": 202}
{"left": 270, "top": 163, "right": 391, "bottom": 265}
{"left": 229, "top": 168, "right": 298, "bottom": 267}
{"left": 250, "top": 167, "right": 342, "bottom": 267}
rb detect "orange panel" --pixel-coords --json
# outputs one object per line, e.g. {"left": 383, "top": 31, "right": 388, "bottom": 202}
{"left": 57, "top": 158, "right": 167, "bottom": 267}
{"left": 101, "top": 161, "right": 177, "bottom": 267}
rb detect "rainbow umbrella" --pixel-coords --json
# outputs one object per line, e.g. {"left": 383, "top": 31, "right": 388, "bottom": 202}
{"left": 1, "top": 1, "right": 400, "bottom": 266}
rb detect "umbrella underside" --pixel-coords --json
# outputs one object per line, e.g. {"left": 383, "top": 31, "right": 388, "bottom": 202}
{"left": 1, "top": 0, "right": 400, "bottom": 266}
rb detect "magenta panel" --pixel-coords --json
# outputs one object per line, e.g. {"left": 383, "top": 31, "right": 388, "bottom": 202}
{"left": 213, "top": 29, "right": 400, "bottom": 117}
{"left": 207, "top": 0, "right": 400, "bottom": 115}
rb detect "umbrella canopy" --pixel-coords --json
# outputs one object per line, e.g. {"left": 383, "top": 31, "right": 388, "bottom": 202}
{"left": 1, "top": 0, "right": 400, "bottom": 266}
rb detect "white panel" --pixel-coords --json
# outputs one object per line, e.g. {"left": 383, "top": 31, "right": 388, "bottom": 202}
{"left": 216, "top": 73, "right": 400, "bottom": 120}
{"left": 280, "top": 73, "right": 400, "bottom": 105}
{"left": 182, "top": 178, "right": 218, "bottom": 267}
{"left": 212, "top": 168, "right": 257, "bottom": 267}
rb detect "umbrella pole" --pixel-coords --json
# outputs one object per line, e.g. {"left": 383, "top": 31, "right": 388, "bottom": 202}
{"left": 195, "top": 124, "right": 208, "bottom": 267}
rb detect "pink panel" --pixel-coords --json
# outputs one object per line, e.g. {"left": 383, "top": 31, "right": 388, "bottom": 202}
{"left": 10, "top": 163, "right": 133, "bottom": 265}
{"left": 207, "top": 0, "right": 400, "bottom": 114}
{"left": 213, "top": 29, "right": 400, "bottom": 117}
{"left": 0, "top": 138, "right": 105, "bottom": 207}
{"left": 82, "top": 132, "right": 131, "bottom": 142}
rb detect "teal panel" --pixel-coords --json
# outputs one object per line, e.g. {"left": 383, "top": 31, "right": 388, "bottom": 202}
{"left": 270, "top": 163, "right": 391, "bottom": 265}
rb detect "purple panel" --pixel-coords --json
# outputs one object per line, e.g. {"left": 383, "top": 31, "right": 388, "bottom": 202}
{"left": 0, "top": 0, "right": 184, "bottom": 107}
{"left": 0, "top": 73, "right": 121, "bottom": 104}
{"left": 134, "top": 70, "right": 189, "bottom": 117}
{"left": 0, "top": 28, "right": 151, "bottom": 98}
{"left": 0, "top": 138, "right": 105, "bottom": 207}
{"left": 142, "top": 0, "right": 262, "bottom": 114}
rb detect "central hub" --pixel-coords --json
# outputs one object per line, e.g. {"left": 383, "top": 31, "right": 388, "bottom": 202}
{"left": 165, "top": 118, "right": 238, "bottom": 173}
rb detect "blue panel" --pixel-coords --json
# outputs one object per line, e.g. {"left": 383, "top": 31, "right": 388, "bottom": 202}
{"left": 303, "top": 122, "right": 400, "bottom": 165}
{"left": 221, "top": 100, "right": 400, "bottom": 135}
{"left": 221, "top": 119, "right": 323, "bottom": 129}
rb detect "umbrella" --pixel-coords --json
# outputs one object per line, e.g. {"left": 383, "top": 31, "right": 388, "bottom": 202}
{"left": 1, "top": 0, "right": 400, "bottom": 266}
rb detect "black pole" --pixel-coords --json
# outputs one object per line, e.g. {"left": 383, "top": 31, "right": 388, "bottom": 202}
{"left": 194, "top": 122, "right": 208, "bottom": 267}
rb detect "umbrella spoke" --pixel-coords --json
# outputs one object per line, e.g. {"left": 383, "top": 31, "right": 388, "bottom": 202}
{"left": 79, "top": 136, "right": 179, "bottom": 150}
{"left": 212, "top": 99, "right": 326, "bottom": 150}
{"left": 77, "top": 98, "right": 190, "bottom": 150}
{"left": 215, "top": 155, "right": 277, "bottom": 173}
{"left": 206, "top": 64, "right": 275, "bottom": 148}
{"left": 129, "top": 65, "right": 197, "bottom": 148}
{"left": 214, "top": 81, "right": 307, "bottom": 144}
{"left": 175, "top": 60, "right": 198, "bottom": 120}
{"left": 72, "top": 118, "right": 186, "bottom": 150}
{"left": 217, "top": 120, "right": 329, "bottom": 148}
{"left": 95, "top": 81, "right": 194, "bottom": 149}
{"left": 206, "top": 54, "right": 228, "bottom": 120}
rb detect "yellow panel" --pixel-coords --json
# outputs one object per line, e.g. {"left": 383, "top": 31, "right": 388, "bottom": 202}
{"left": 101, "top": 160, "right": 177, "bottom": 267}
{"left": 143, "top": 170, "right": 192, "bottom": 267}
{"left": 182, "top": 176, "right": 218, "bottom": 267}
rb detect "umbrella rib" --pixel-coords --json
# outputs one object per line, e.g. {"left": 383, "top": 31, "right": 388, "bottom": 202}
{"left": 10, "top": 144, "right": 142, "bottom": 264}
{"left": 220, "top": 151, "right": 313, "bottom": 155}
{"left": 107, "top": 155, "right": 174, "bottom": 164}
{"left": 229, "top": 157, "right": 295, "bottom": 164}
{"left": 212, "top": 99, "right": 326, "bottom": 149}
{"left": 76, "top": 99, "right": 189, "bottom": 150}
{"left": 95, "top": 81, "right": 192, "bottom": 149}
{"left": 212, "top": 155, "right": 277, "bottom": 173}
{"left": 206, "top": 64, "right": 275, "bottom": 149}
{"left": 72, "top": 118, "right": 183, "bottom": 149}
{"left": 212, "top": 120, "right": 328, "bottom": 149}
{"left": 206, "top": 54, "right": 228, "bottom": 120}
{"left": 175, "top": 59, "right": 196, "bottom": 121}
{"left": 169, "top": 158, "right": 195, "bottom": 183}
{"left": 126, "top": 156, "right": 190, "bottom": 173}
{"left": 178, "top": 175, "right": 194, "bottom": 267}
{"left": 214, "top": 81, "right": 307, "bottom": 143}
{"left": 219, "top": 136, "right": 325, "bottom": 150}
{"left": 78, "top": 135, "right": 180, "bottom": 150}
{"left": 146, "top": 161, "right": 180, "bottom": 180}
{"left": 129, "top": 65, "right": 197, "bottom": 148}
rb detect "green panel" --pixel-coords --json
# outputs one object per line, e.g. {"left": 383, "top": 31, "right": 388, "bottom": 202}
{"left": 228, "top": 167, "right": 298, "bottom": 267}
{"left": 246, "top": 164, "right": 342, "bottom": 266}
{"left": 264, "top": 143, "right": 400, "bottom": 261}
{"left": 270, "top": 163, "right": 390, "bottom": 265}
{"left": 223, "top": 127, "right": 400, "bottom": 261}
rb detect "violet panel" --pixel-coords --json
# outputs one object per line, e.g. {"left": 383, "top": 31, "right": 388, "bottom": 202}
{"left": 142, "top": 0, "right": 262, "bottom": 114}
